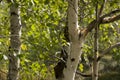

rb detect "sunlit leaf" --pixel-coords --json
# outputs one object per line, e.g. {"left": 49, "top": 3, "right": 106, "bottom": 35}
{"left": 79, "top": 63, "right": 84, "bottom": 72}
{"left": 21, "top": 44, "right": 27, "bottom": 50}
{"left": 6, "top": 40, "right": 10, "bottom": 46}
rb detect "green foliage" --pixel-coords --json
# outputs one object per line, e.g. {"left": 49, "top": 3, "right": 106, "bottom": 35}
{"left": 79, "top": 63, "right": 84, "bottom": 72}
{"left": 0, "top": 0, "right": 120, "bottom": 80}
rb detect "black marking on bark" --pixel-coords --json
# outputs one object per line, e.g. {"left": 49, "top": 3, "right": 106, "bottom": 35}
{"left": 97, "top": 56, "right": 101, "bottom": 62}
{"left": 81, "top": 46, "right": 83, "bottom": 49}
{"left": 65, "top": 65, "right": 67, "bottom": 68}
{"left": 78, "top": 32, "right": 82, "bottom": 40}
{"left": 20, "top": 25, "right": 22, "bottom": 27}
{"left": 71, "top": 58, "right": 75, "bottom": 62}
{"left": 73, "top": 22, "right": 76, "bottom": 24}
{"left": 8, "top": 46, "right": 11, "bottom": 51}
{"left": 11, "top": 12, "right": 18, "bottom": 16}
{"left": 94, "top": 74, "right": 98, "bottom": 77}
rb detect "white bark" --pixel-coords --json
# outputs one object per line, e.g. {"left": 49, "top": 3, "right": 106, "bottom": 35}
{"left": 63, "top": 42, "right": 83, "bottom": 80}
{"left": 62, "top": 0, "right": 84, "bottom": 80}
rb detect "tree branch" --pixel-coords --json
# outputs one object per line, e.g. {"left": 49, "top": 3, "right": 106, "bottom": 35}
{"left": 101, "top": 14, "right": 120, "bottom": 24}
{"left": 98, "top": 0, "right": 107, "bottom": 17}
{"left": 83, "top": 9, "right": 120, "bottom": 37}
{"left": 97, "top": 42, "right": 120, "bottom": 61}
{"left": 76, "top": 71, "right": 92, "bottom": 77}
{"left": 101, "top": 9, "right": 120, "bottom": 19}
{"left": 76, "top": 43, "right": 120, "bottom": 77}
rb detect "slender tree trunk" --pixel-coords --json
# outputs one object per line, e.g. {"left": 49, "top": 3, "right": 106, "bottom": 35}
{"left": 92, "top": 3, "right": 99, "bottom": 80}
{"left": 92, "top": 27, "right": 99, "bottom": 80}
{"left": 7, "top": 3, "right": 22, "bottom": 80}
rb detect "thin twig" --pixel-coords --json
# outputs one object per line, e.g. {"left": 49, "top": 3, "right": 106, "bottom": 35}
{"left": 98, "top": 0, "right": 107, "bottom": 17}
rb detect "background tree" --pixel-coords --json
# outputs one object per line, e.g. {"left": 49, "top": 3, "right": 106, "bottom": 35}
{"left": 7, "top": 1, "right": 22, "bottom": 80}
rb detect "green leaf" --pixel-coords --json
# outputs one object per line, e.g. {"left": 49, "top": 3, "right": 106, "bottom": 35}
{"left": 79, "top": 63, "right": 84, "bottom": 72}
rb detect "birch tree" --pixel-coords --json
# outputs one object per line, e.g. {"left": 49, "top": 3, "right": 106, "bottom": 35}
{"left": 54, "top": 0, "right": 120, "bottom": 80}
{"left": 55, "top": 0, "right": 85, "bottom": 80}
{"left": 7, "top": 1, "right": 22, "bottom": 80}
{"left": 62, "top": 0, "right": 82, "bottom": 80}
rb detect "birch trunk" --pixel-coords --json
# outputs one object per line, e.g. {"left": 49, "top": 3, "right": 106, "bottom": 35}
{"left": 7, "top": 3, "right": 22, "bottom": 80}
{"left": 62, "top": 0, "right": 84, "bottom": 80}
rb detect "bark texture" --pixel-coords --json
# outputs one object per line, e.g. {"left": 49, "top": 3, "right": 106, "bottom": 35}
{"left": 92, "top": 26, "right": 99, "bottom": 80}
{"left": 7, "top": 3, "right": 22, "bottom": 80}
{"left": 62, "top": 0, "right": 84, "bottom": 80}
